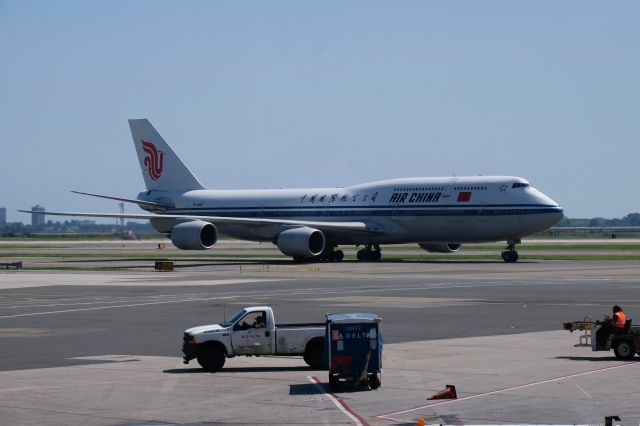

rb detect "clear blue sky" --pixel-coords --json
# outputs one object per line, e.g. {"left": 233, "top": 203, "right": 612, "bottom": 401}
{"left": 1, "top": 1, "right": 638, "bottom": 223}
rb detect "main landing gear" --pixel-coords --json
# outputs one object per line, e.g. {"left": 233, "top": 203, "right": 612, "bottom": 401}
{"left": 501, "top": 239, "right": 520, "bottom": 263}
{"left": 357, "top": 244, "right": 382, "bottom": 262}
{"left": 320, "top": 246, "right": 344, "bottom": 262}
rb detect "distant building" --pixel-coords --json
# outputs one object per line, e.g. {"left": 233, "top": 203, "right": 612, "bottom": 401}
{"left": 0, "top": 207, "right": 6, "bottom": 225}
{"left": 31, "top": 205, "right": 45, "bottom": 226}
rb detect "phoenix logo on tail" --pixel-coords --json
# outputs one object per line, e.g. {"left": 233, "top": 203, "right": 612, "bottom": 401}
{"left": 141, "top": 140, "right": 164, "bottom": 180}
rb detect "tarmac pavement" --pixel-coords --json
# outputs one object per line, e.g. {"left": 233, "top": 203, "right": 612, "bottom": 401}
{"left": 0, "top": 333, "right": 637, "bottom": 425}
{"left": 1, "top": 258, "right": 639, "bottom": 424}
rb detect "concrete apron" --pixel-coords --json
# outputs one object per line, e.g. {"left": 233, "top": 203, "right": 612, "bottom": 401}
{"left": 0, "top": 330, "right": 638, "bottom": 425}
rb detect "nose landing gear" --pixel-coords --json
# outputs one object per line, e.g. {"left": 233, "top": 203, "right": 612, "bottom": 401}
{"left": 501, "top": 239, "right": 520, "bottom": 263}
{"left": 357, "top": 244, "right": 382, "bottom": 262}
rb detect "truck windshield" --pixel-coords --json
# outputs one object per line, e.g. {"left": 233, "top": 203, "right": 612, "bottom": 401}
{"left": 222, "top": 309, "right": 246, "bottom": 327}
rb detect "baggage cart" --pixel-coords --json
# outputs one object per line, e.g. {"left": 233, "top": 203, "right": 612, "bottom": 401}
{"left": 326, "top": 313, "right": 382, "bottom": 391}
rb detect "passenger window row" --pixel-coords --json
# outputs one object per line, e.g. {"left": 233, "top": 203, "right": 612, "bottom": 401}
{"left": 393, "top": 186, "right": 444, "bottom": 192}
{"left": 454, "top": 186, "right": 487, "bottom": 191}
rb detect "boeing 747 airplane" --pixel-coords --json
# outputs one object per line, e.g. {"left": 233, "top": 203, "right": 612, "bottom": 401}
{"left": 21, "top": 119, "right": 564, "bottom": 263}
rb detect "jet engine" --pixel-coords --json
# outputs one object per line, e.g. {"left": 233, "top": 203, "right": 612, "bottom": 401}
{"left": 170, "top": 220, "right": 218, "bottom": 250}
{"left": 419, "top": 243, "right": 462, "bottom": 253}
{"left": 276, "top": 227, "right": 325, "bottom": 258}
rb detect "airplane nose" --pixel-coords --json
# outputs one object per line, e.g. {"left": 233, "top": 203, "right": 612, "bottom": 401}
{"left": 547, "top": 203, "right": 564, "bottom": 226}
{"left": 533, "top": 190, "right": 564, "bottom": 227}
{"left": 552, "top": 208, "right": 564, "bottom": 223}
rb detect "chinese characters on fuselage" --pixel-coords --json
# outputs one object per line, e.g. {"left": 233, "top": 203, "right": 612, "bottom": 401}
{"left": 300, "top": 192, "right": 379, "bottom": 204}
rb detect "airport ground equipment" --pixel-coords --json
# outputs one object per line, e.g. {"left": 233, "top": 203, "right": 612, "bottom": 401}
{"left": 0, "top": 261, "right": 22, "bottom": 269}
{"left": 326, "top": 313, "right": 382, "bottom": 391}
{"left": 563, "top": 317, "right": 640, "bottom": 360}
{"left": 182, "top": 306, "right": 325, "bottom": 371}
{"left": 154, "top": 260, "right": 174, "bottom": 271}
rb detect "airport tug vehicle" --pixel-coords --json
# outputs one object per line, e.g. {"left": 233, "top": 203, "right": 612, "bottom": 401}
{"left": 563, "top": 316, "right": 640, "bottom": 360}
{"left": 326, "top": 313, "right": 382, "bottom": 391}
{"left": 182, "top": 306, "right": 325, "bottom": 371}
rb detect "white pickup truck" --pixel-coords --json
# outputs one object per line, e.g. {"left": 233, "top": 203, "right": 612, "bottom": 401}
{"left": 182, "top": 306, "right": 326, "bottom": 371}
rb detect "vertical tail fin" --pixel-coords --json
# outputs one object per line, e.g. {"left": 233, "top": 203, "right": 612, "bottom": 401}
{"left": 129, "top": 119, "right": 204, "bottom": 192}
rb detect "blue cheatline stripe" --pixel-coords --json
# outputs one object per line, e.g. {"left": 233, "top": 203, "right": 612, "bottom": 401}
{"left": 167, "top": 203, "right": 559, "bottom": 211}
{"left": 153, "top": 206, "right": 563, "bottom": 219}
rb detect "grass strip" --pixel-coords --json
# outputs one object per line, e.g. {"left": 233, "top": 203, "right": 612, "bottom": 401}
{"left": 0, "top": 252, "right": 280, "bottom": 259}
{"left": 19, "top": 266, "right": 139, "bottom": 271}
{"left": 0, "top": 244, "right": 62, "bottom": 249}
{"left": 373, "top": 254, "right": 640, "bottom": 261}
{"left": 382, "top": 244, "right": 640, "bottom": 251}
{"left": 5, "top": 254, "right": 640, "bottom": 263}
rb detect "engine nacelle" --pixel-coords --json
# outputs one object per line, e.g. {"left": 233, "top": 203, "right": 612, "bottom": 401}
{"left": 276, "top": 227, "right": 325, "bottom": 258}
{"left": 170, "top": 220, "right": 218, "bottom": 250}
{"left": 419, "top": 243, "right": 462, "bottom": 253}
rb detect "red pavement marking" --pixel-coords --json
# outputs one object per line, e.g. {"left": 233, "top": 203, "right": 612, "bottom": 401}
{"left": 308, "top": 375, "right": 369, "bottom": 426}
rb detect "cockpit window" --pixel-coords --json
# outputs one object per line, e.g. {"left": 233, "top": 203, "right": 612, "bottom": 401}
{"left": 512, "top": 182, "right": 530, "bottom": 189}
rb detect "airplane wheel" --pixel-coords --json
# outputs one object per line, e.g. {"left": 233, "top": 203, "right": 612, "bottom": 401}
{"left": 501, "top": 251, "right": 518, "bottom": 263}
{"left": 357, "top": 249, "right": 367, "bottom": 261}
{"left": 334, "top": 250, "right": 344, "bottom": 261}
{"left": 371, "top": 251, "right": 381, "bottom": 262}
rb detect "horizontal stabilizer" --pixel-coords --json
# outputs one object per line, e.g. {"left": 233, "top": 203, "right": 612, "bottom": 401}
{"left": 71, "top": 191, "right": 173, "bottom": 209}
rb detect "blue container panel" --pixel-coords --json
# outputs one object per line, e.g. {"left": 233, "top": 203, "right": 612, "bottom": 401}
{"left": 327, "top": 322, "right": 380, "bottom": 375}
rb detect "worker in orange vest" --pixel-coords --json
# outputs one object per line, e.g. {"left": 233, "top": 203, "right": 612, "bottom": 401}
{"left": 611, "top": 305, "right": 626, "bottom": 329}
{"left": 596, "top": 305, "right": 628, "bottom": 347}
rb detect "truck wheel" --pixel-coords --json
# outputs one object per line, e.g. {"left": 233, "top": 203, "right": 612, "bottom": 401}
{"left": 613, "top": 341, "right": 635, "bottom": 360}
{"left": 197, "top": 346, "right": 226, "bottom": 372}
{"left": 370, "top": 373, "right": 381, "bottom": 390}
{"left": 304, "top": 340, "right": 325, "bottom": 370}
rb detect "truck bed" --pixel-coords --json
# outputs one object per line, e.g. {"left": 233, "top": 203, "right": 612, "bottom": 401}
{"left": 277, "top": 323, "right": 324, "bottom": 329}
{"left": 274, "top": 323, "right": 324, "bottom": 355}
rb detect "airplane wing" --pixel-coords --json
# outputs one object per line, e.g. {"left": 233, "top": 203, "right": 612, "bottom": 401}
{"left": 71, "top": 191, "right": 173, "bottom": 210}
{"left": 18, "top": 210, "right": 384, "bottom": 234}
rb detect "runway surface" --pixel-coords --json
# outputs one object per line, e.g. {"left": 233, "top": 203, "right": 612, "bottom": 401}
{"left": 1, "top": 259, "right": 639, "bottom": 424}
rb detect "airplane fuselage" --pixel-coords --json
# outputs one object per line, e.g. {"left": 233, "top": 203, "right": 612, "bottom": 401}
{"left": 140, "top": 175, "right": 563, "bottom": 246}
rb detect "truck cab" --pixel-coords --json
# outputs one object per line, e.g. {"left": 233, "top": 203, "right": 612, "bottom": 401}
{"left": 228, "top": 307, "right": 274, "bottom": 355}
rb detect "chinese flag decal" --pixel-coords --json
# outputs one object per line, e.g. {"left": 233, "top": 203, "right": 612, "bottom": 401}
{"left": 457, "top": 191, "right": 471, "bottom": 202}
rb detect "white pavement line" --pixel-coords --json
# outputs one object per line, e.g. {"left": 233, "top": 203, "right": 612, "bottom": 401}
{"left": 307, "top": 375, "right": 368, "bottom": 426}
{"left": 0, "top": 278, "right": 282, "bottom": 290}
{"left": 0, "top": 296, "right": 235, "bottom": 319}
{"left": 0, "top": 299, "right": 172, "bottom": 309}
{"left": 0, "top": 278, "right": 622, "bottom": 318}
{"left": 0, "top": 283, "right": 474, "bottom": 316}
{"left": 375, "top": 361, "right": 640, "bottom": 421}
{"left": 574, "top": 382, "right": 593, "bottom": 400}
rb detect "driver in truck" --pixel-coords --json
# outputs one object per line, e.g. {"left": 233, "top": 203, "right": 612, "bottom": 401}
{"left": 253, "top": 315, "right": 266, "bottom": 329}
